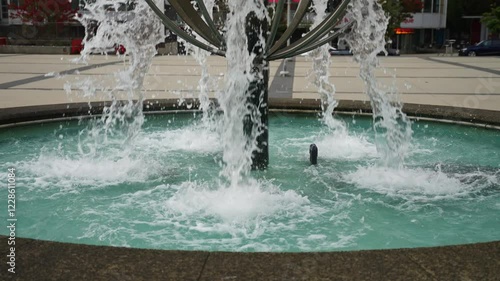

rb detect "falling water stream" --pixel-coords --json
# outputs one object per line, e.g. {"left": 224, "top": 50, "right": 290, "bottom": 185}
{"left": 344, "top": 0, "right": 412, "bottom": 167}
{"left": 70, "top": 0, "right": 164, "bottom": 154}
{"left": 309, "top": 0, "right": 343, "bottom": 131}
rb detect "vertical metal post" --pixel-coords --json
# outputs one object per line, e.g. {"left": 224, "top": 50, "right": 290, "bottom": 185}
{"left": 245, "top": 11, "right": 269, "bottom": 170}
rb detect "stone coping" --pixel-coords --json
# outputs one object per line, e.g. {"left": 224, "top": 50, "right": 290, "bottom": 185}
{"left": 1, "top": 236, "right": 499, "bottom": 280}
{"left": 1, "top": 98, "right": 500, "bottom": 127}
{"left": 0, "top": 45, "right": 70, "bottom": 55}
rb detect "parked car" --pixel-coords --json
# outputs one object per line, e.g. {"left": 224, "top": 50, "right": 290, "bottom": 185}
{"left": 328, "top": 47, "right": 352, "bottom": 56}
{"left": 115, "top": 44, "right": 126, "bottom": 55}
{"left": 298, "top": 46, "right": 398, "bottom": 57}
{"left": 299, "top": 47, "right": 350, "bottom": 56}
{"left": 379, "top": 48, "right": 400, "bottom": 56}
{"left": 70, "top": 38, "right": 84, "bottom": 54}
{"left": 458, "top": 40, "right": 500, "bottom": 56}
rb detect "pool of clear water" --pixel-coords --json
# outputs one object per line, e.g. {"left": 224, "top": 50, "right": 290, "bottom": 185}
{"left": 0, "top": 112, "right": 499, "bottom": 252}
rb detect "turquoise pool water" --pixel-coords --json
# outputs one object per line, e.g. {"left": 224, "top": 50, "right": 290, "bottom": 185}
{"left": 0, "top": 113, "right": 499, "bottom": 252}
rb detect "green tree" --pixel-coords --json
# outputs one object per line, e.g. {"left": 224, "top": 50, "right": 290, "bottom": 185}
{"left": 379, "top": 0, "right": 423, "bottom": 37}
{"left": 482, "top": 5, "right": 500, "bottom": 35}
{"left": 447, "top": 0, "right": 500, "bottom": 38}
{"left": 380, "top": 0, "right": 403, "bottom": 37}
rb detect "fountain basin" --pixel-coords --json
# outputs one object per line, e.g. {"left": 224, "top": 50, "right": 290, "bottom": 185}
{"left": 1, "top": 109, "right": 498, "bottom": 252}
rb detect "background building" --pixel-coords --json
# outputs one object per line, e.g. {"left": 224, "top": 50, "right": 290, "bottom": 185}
{"left": 0, "top": 0, "right": 21, "bottom": 26}
{"left": 0, "top": 0, "right": 84, "bottom": 43}
{"left": 447, "top": 0, "right": 500, "bottom": 46}
{"left": 397, "top": 0, "right": 448, "bottom": 52}
{"left": 462, "top": 16, "right": 490, "bottom": 44}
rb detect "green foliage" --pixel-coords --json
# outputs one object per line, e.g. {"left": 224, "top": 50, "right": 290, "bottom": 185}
{"left": 380, "top": 0, "right": 403, "bottom": 37}
{"left": 379, "top": 0, "right": 422, "bottom": 37}
{"left": 482, "top": 6, "right": 500, "bottom": 34}
{"left": 447, "top": 0, "right": 500, "bottom": 35}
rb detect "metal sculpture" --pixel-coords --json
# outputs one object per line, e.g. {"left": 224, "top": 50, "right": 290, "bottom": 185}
{"left": 144, "top": 0, "right": 351, "bottom": 169}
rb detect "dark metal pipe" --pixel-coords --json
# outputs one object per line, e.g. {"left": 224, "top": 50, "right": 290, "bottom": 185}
{"left": 246, "top": 11, "right": 269, "bottom": 170}
{"left": 268, "top": 22, "right": 353, "bottom": 60}
{"left": 168, "top": 0, "right": 222, "bottom": 48}
{"left": 143, "top": 0, "right": 225, "bottom": 56}
{"left": 310, "top": 144, "right": 318, "bottom": 165}
{"left": 268, "top": 0, "right": 349, "bottom": 60}
{"left": 195, "top": 0, "right": 225, "bottom": 47}
{"left": 267, "top": 0, "right": 312, "bottom": 57}
{"left": 266, "top": 0, "right": 285, "bottom": 52}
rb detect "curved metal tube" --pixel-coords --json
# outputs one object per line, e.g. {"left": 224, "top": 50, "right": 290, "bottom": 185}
{"left": 267, "top": 0, "right": 312, "bottom": 56}
{"left": 266, "top": 0, "right": 285, "bottom": 51}
{"left": 267, "top": 0, "right": 349, "bottom": 60}
{"left": 168, "top": 0, "right": 222, "bottom": 48}
{"left": 195, "top": 0, "right": 225, "bottom": 47}
{"left": 144, "top": 0, "right": 224, "bottom": 56}
{"left": 268, "top": 22, "right": 353, "bottom": 60}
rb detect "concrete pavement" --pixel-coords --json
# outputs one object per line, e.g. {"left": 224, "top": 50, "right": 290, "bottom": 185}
{"left": 1, "top": 54, "right": 500, "bottom": 112}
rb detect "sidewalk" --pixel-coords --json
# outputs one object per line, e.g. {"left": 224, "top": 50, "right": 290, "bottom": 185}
{"left": 1, "top": 54, "right": 499, "bottom": 112}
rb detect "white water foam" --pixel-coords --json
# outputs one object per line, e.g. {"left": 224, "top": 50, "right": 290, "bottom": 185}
{"left": 15, "top": 122, "right": 223, "bottom": 192}
{"left": 161, "top": 180, "right": 311, "bottom": 223}
{"left": 283, "top": 130, "right": 377, "bottom": 161}
{"left": 75, "top": 179, "right": 330, "bottom": 251}
{"left": 343, "top": 165, "right": 492, "bottom": 200}
{"left": 315, "top": 131, "right": 378, "bottom": 160}
{"left": 136, "top": 124, "right": 222, "bottom": 154}
{"left": 19, "top": 153, "right": 156, "bottom": 191}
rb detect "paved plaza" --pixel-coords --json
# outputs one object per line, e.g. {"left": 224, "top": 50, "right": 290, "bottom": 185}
{"left": 1, "top": 54, "right": 500, "bottom": 113}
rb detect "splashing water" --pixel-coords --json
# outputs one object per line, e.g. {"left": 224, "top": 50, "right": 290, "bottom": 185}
{"left": 183, "top": 0, "right": 218, "bottom": 126}
{"left": 192, "top": 43, "right": 216, "bottom": 125}
{"left": 309, "top": 0, "right": 344, "bottom": 132}
{"left": 344, "top": 0, "right": 413, "bottom": 168}
{"left": 62, "top": 0, "right": 308, "bottom": 227}
{"left": 72, "top": 0, "right": 164, "bottom": 152}
{"left": 217, "top": 1, "right": 268, "bottom": 184}
{"left": 2, "top": 114, "right": 498, "bottom": 251}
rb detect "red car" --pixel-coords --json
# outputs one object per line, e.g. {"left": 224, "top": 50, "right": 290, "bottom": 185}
{"left": 115, "top": 44, "right": 126, "bottom": 55}
{"left": 70, "top": 39, "right": 126, "bottom": 55}
{"left": 71, "top": 38, "right": 84, "bottom": 54}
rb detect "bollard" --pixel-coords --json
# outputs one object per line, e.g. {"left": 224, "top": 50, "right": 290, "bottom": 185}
{"left": 309, "top": 144, "right": 318, "bottom": 165}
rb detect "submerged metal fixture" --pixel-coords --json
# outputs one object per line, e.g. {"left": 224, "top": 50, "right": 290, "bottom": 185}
{"left": 310, "top": 143, "right": 318, "bottom": 165}
{"left": 144, "top": 0, "right": 351, "bottom": 169}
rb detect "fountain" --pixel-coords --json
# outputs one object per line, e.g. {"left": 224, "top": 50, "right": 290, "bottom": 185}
{"left": 0, "top": 0, "right": 498, "bottom": 254}
{"left": 143, "top": 0, "right": 352, "bottom": 170}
